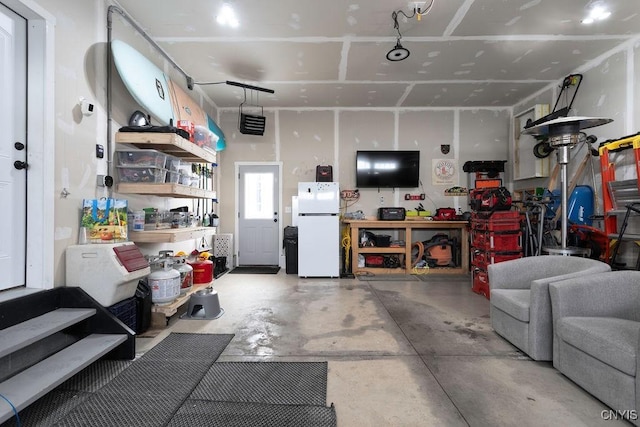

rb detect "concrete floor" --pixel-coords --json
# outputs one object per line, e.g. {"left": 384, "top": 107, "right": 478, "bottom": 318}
{"left": 137, "top": 272, "right": 627, "bottom": 427}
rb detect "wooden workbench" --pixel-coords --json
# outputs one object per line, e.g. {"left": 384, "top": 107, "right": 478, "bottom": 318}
{"left": 343, "top": 219, "right": 469, "bottom": 275}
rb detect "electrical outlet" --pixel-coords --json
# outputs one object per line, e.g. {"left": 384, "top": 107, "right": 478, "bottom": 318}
{"left": 96, "top": 175, "right": 105, "bottom": 187}
{"left": 379, "top": 196, "right": 384, "bottom": 205}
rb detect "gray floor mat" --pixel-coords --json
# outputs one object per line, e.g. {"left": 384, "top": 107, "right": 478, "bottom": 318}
{"left": 4, "top": 334, "right": 336, "bottom": 427}
{"left": 97, "top": 360, "right": 212, "bottom": 398}
{"left": 167, "top": 400, "right": 337, "bottom": 427}
{"left": 141, "top": 332, "right": 234, "bottom": 361}
{"left": 1, "top": 361, "right": 133, "bottom": 427}
{"left": 57, "top": 360, "right": 133, "bottom": 392}
{"left": 53, "top": 333, "right": 234, "bottom": 426}
{"left": 52, "top": 393, "right": 171, "bottom": 427}
{"left": 191, "top": 362, "right": 328, "bottom": 405}
{"left": 0, "top": 391, "right": 92, "bottom": 427}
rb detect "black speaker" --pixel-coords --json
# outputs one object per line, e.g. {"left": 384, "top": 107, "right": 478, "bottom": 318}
{"left": 316, "top": 165, "right": 333, "bottom": 182}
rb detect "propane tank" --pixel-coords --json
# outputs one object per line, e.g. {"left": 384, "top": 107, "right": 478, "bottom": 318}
{"left": 148, "top": 256, "right": 180, "bottom": 305}
{"left": 173, "top": 255, "right": 194, "bottom": 295}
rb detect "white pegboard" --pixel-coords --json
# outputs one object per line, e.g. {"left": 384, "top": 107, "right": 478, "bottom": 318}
{"left": 213, "top": 233, "right": 233, "bottom": 268}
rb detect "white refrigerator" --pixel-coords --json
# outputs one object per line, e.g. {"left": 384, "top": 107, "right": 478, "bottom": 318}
{"left": 297, "top": 182, "right": 340, "bottom": 277}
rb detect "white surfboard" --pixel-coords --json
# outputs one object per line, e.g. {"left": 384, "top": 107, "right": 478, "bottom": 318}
{"left": 111, "top": 39, "right": 175, "bottom": 126}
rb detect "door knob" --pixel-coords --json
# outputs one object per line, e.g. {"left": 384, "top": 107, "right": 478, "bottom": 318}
{"left": 14, "top": 161, "right": 28, "bottom": 170}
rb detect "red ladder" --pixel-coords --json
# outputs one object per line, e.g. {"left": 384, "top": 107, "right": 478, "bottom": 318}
{"left": 599, "top": 134, "right": 640, "bottom": 264}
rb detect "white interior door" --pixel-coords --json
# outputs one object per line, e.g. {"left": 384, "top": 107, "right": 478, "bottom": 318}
{"left": 237, "top": 164, "right": 280, "bottom": 266}
{"left": 0, "top": 3, "right": 27, "bottom": 291}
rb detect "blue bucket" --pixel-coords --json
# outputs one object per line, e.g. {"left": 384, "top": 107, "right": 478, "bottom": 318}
{"left": 543, "top": 186, "right": 594, "bottom": 226}
{"left": 567, "top": 185, "right": 594, "bottom": 226}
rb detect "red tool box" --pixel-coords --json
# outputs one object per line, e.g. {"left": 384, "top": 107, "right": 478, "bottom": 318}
{"left": 472, "top": 250, "right": 523, "bottom": 271}
{"left": 472, "top": 268, "right": 490, "bottom": 299}
{"left": 471, "top": 210, "right": 520, "bottom": 221}
{"left": 471, "top": 230, "right": 523, "bottom": 251}
{"left": 471, "top": 217, "right": 521, "bottom": 232}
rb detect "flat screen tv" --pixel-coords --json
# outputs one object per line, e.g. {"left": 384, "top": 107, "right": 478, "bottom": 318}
{"left": 356, "top": 150, "right": 420, "bottom": 188}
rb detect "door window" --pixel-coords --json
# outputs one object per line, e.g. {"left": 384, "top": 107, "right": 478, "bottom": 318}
{"left": 243, "top": 172, "right": 274, "bottom": 220}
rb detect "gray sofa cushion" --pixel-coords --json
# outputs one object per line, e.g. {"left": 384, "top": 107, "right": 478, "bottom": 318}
{"left": 557, "top": 317, "right": 640, "bottom": 376}
{"left": 491, "top": 289, "right": 530, "bottom": 322}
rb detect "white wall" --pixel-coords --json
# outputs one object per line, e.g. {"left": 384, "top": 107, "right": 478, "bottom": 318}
{"left": 512, "top": 36, "right": 640, "bottom": 195}
{"left": 28, "top": 0, "right": 640, "bottom": 283}
{"left": 30, "top": 0, "right": 220, "bottom": 285}
{"left": 217, "top": 107, "right": 510, "bottom": 238}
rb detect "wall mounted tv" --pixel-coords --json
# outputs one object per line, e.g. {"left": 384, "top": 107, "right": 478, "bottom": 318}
{"left": 356, "top": 150, "right": 420, "bottom": 188}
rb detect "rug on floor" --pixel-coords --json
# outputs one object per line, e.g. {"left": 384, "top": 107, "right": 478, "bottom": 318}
{"left": 1, "top": 333, "right": 336, "bottom": 427}
{"left": 192, "top": 362, "right": 328, "bottom": 405}
{"left": 167, "top": 400, "right": 337, "bottom": 427}
{"left": 229, "top": 265, "right": 281, "bottom": 274}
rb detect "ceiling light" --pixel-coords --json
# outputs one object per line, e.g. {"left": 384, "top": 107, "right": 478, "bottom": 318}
{"left": 385, "top": 4, "right": 433, "bottom": 61}
{"left": 216, "top": 2, "right": 239, "bottom": 28}
{"left": 582, "top": 3, "right": 611, "bottom": 24}
{"left": 387, "top": 11, "right": 411, "bottom": 62}
{"left": 387, "top": 41, "right": 410, "bottom": 61}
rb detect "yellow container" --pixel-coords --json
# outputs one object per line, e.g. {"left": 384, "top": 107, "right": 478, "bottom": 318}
{"left": 405, "top": 210, "right": 418, "bottom": 217}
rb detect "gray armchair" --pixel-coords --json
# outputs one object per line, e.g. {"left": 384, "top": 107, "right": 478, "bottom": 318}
{"left": 487, "top": 256, "right": 611, "bottom": 361}
{"left": 549, "top": 271, "right": 640, "bottom": 426}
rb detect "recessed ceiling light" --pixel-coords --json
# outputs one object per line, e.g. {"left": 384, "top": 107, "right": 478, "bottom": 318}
{"left": 582, "top": 2, "right": 611, "bottom": 24}
{"left": 216, "top": 2, "right": 239, "bottom": 28}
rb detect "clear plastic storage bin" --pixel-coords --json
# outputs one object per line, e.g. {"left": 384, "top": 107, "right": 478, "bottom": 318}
{"left": 165, "top": 155, "right": 181, "bottom": 172}
{"left": 166, "top": 171, "right": 181, "bottom": 184}
{"left": 187, "top": 176, "right": 200, "bottom": 187}
{"left": 116, "top": 149, "right": 167, "bottom": 168}
{"left": 177, "top": 163, "right": 193, "bottom": 176}
{"left": 179, "top": 174, "right": 191, "bottom": 186}
{"left": 117, "top": 166, "right": 167, "bottom": 183}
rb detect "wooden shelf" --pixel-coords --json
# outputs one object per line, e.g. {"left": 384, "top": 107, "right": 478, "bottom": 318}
{"left": 358, "top": 247, "right": 406, "bottom": 254}
{"left": 151, "top": 282, "right": 212, "bottom": 325}
{"left": 128, "top": 227, "right": 216, "bottom": 243}
{"left": 355, "top": 267, "right": 406, "bottom": 275}
{"left": 356, "top": 267, "right": 465, "bottom": 275}
{"left": 116, "top": 183, "right": 216, "bottom": 199}
{"left": 344, "top": 219, "right": 469, "bottom": 276}
{"left": 115, "top": 132, "right": 219, "bottom": 246}
{"left": 115, "top": 132, "right": 217, "bottom": 164}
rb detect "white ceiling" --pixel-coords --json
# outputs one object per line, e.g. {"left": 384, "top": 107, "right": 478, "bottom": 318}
{"left": 114, "top": 0, "right": 640, "bottom": 109}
